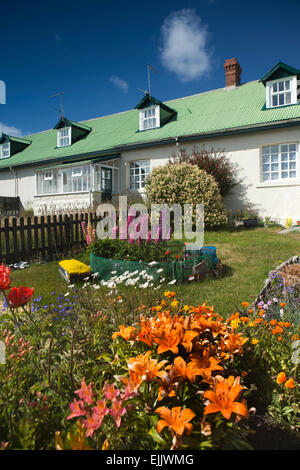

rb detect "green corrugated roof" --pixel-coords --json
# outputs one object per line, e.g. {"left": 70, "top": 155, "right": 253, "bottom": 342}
{"left": 2, "top": 79, "right": 300, "bottom": 170}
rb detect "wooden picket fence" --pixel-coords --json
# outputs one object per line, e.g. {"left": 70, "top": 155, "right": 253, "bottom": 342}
{"left": 0, "top": 212, "right": 99, "bottom": 265}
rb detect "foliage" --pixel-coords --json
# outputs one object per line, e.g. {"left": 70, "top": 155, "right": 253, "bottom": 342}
{"left": 145, "top": 162, "right": 228, "bottom": 229}
{"left": 230, "top": 298, "right": 300, "bottom": 432}
{"left": 171, "top": 146, "right": 239, "bottom": 197}
{"left": 88, "top": 238, "right": 168, "bottom": 263}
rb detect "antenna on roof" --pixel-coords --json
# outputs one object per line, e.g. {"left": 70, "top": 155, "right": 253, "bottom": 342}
{"left": 49, "top": 91, "right": 64, "bottom": 119}
{"left": 147, "top": 64, "right": 157, "bottom": 99}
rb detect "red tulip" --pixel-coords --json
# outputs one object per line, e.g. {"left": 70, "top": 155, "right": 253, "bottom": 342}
{"left": 0, "top": 272, "right": 10, "bottom": 290}
{"left": 0, "top": 264, "right": 10, "bottom": 276}
{"left": 7, "top": 286, "right": 34, "bottom": 308}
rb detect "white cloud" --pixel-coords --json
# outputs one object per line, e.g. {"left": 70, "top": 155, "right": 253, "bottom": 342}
{"left": 109, "top": 75, "right": 129, "bottom": 93}
{"left": 0, "top": 122, "right": 24, "bottom": 137}
{"left": 160, "top": 9, "right": 211, "bottom": 82}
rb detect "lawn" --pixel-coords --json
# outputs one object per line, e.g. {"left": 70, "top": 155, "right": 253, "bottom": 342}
{"left": 9, "top": 226, "right": 300, "bottom": 315}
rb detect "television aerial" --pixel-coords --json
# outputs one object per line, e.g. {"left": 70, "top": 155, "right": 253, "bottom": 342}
{"left": 49, "top": 91, "right": 64, "bottom": 119}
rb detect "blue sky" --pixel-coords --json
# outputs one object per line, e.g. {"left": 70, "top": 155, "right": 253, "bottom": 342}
{"left": 1, "top": 0, "right": 300, "bottom": 137}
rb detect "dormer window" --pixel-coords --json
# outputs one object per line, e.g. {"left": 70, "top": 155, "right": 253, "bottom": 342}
{"left": 267, "top": 76, "right": 297, "bottom": 108}
{"left": 0, "top": 142, "right": 10, "bottom": 159}
{"left": 57, "top": 126, "right": 71, "bottom": 147}
{"left": 135, "top": 94, "right": 176, "bottom": 132}
{"left": 139, "top": 106, "right": 160, "bottom": 131}
{"left": 260, "top": 62, "right": 300, "bottom": 109}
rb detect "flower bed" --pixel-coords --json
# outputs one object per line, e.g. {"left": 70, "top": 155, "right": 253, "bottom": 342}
{"left": 59, "top": 259, "right": 91, "bottom": 283}
{"left": 0, "top": 260, "right": 299, "bottom": 450}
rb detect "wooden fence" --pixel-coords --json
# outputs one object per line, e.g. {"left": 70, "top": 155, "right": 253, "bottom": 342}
{"left": 0, "top": 212, "right": 99, "bottom": 265}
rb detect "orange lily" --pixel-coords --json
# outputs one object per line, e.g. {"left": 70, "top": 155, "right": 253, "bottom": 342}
{"left": 112, "top": 325, "right": 137, "bottom": 341}
{"left": 189, "top": 349, "right": 223, "bottom": 380}
{"left": 127, "top": 351, "right": 168, "bottom": 383}
{"left": 204, "top": 376, "right": 249, "bottom": 420}
{"left": 155, "top": 406, "right": 195, "bottom": 437}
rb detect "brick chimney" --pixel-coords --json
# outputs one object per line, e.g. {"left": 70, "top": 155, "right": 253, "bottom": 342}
{"left": 224, "top": 58, "right": 242, "bottom": 87}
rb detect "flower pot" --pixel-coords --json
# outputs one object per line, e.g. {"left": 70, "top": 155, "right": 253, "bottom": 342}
{"left": 243, "top": 218, "right": 257, "bottom": 228}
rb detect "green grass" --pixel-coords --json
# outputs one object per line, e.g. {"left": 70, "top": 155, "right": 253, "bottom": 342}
{"left": 9, "top": 226, "right": 300, "bottom": 316}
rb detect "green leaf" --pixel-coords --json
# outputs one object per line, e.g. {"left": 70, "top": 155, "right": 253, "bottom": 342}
{"left": 148, "top": 427, "right": 166, "bottom": 445}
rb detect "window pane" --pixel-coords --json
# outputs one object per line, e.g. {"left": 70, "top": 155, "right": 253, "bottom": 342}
{"left": 271, "top": 163, "right": 279, "bottom": 171}
{"left": 263, "top": 163, "right": 270, "bottom": 172}
{"left": 279, "top": 81, "right": 284, "bottom": 92}
{"left": 262, "top": 147, "right": 270, "bottom": 155}
{"left": 272, "top": 95, "right": 278, "bottom": 106}
{"left": 271, "top": 154, "right": 278, "bottom": 162}
{"left": 286, "top": 92, "right": 291, "bottom": 104}
{"left": 289, "top": 143, "right": 296, "bottom": 152}
{"left": 281, "top": 144, "right": 288, "bottom": 153}
{"left": 289, "top": 152, "right": 296, "bottom": 161}
{"left": 289, "top": 171, "right": 296, "bottom": 178}
{"left": 263, "top": 173, "right": 270, "bottom": 181}
{"left": 281, "top": 162, "right": 288, "bottom": 170}
{"left": 289, "top": 161, "right": 296, "bottom": 170}
{"left": 272, "top": 83, "right": 278, "bottom": 92}
{"left": 281, "top": 153, "right": 288, "bottom": 162}
{"left": 285, "top": 80, "right": 290, "bottom": 90}
{"left": 271, "top": 145, "right": 279, "bottom": 154}
{"left": 281, "top": 171, "right": 288, "bottom": 179}
{"left": 271, "top": 172, "right": 279, "bottom": 180}
{"left": 279, "top": 94, "right": 284, "bottom": 105}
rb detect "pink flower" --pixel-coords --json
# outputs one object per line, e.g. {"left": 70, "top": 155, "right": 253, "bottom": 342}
{"left": 102, "top": 381, "right": 120, "bottom": 401}
{"left": 109, "top": 399, "right": 127, "bottom": 428}
{"left": 120, "top": 378, "right": 139, "bottom": 401}
{"left": 67, "top": 399, "right": 87, "bottom": 420}
{"left": 75, "top": 378, "right": 94, "bottom": 405}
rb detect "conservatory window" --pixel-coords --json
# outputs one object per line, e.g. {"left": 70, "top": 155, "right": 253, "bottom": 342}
{"left": 57, "top": 126, "right": 71, "bottom": 147}
{"left": 36, "top": 165, "right": 91, "bottom": 195}
{"left": 261, "top": 143, "right": 297, "bottom": 182}
{"left": 129, "top": 160, "right": 150, "bottom": 190}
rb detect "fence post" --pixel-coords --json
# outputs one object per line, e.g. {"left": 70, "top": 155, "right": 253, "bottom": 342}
{"left": 4, "top": 218, "right": 10, "bottom": 264}
{"left": 26, "top": 216, "right": 32, "bottom": 260}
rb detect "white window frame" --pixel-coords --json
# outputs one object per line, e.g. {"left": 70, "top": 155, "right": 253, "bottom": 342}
{"left": 0, "top": 142, "right": 10, "bottom": 159}
{"left": 129, "top": 160, "right": 151, "bottom": 191}
{"left": 44, "top": 171, "right": 53, "bottom": 181}
{"left": 266, "top": 76, "right": 297, "bottom": 108}
{"left": 261, "top": 143, "right": 297, "bottom": 183}
{"left": 57, "top": 126, "right": 71, "bottom": 147}
{"left": 139, "top": 105, "right": 160, "bottom": 131}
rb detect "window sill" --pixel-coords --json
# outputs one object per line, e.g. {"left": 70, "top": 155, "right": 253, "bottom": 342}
{"left": 256, "top": 180, "right": 300, "bottom": 188}
{"left": 34, "top": 191, "right": 91, "bottom": 197}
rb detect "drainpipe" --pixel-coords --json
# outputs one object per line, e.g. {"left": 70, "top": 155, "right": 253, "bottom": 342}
{"left": 9, "top": 166, "right": 18, "bottom": 197}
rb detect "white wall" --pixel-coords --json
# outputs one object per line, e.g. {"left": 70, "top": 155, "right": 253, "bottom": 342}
{"left": 1, "top": 125, "right": 300, "bottom": 223}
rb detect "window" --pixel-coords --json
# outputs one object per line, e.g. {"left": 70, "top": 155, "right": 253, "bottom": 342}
{"left": 0, "top": 142, "right": 10, "bottom": 159}
{"left": 36, "top": 165, "right": 91, "bottom": 195}
{"left": 261, "top": 143, "right": 297, "bottom": 182}
{"left": 57, "top": 127, "right": 71, "bottom": 147}
{"left": 139, "top": 106, "right": 160, "bottom": 130}
{"left": 129, "top": 160, "right": 150, "bottom": 190}
{"left": 266, "top": 76, "right": 297, "bottom": 108}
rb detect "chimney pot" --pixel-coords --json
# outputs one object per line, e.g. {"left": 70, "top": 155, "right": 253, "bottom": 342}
{"left": 224, "top": 58, "right": 242, "bottom": 87}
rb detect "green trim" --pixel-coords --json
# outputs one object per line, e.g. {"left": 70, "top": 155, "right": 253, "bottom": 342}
{"left": 53, "top": 117, "right": 92, "bottom": 132}
{"left": 0, "top": 133, "right": 31, "bottom": 145}
{"left": 260, "top": 62, "right": 300, "bottom": 85}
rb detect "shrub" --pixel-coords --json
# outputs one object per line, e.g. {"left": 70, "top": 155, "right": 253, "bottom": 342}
{"left": 145, "top": 162, "right": 228, "bottom": 229}
{"left": 172, "top": 147, "right": 239, "bottom": 197}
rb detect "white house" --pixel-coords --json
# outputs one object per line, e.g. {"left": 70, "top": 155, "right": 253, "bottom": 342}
{"left": 1, "top": 58, "right": 300, "bottom": 223}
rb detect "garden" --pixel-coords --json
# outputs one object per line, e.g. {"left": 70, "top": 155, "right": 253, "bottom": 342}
{"left": 0, "top": 150, "right": 299, "bottom": 451}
